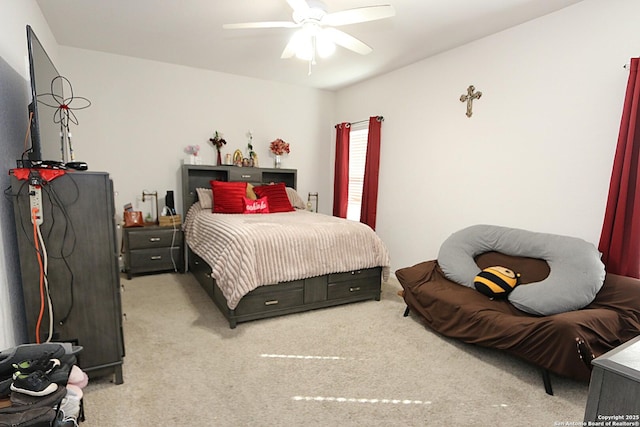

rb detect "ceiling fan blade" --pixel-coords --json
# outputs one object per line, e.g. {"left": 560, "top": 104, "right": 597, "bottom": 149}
{"left": 223, "top": 21, "right": 298, "bottom": 29}
{"left": 323, "top": 28, "right": 372, "bottom": 55}
{"left": 322, "top": 5, "right": 395, "bottom": 26}
{"left": 287, "top": 0, "right": 310, "bottom": 13}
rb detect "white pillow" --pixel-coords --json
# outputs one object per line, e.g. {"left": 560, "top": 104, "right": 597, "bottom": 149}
{"left": 196, "top": 187, "right": 213, "bottom": 210}
{"left": 285, "top": 187, "right": 307, "bottom": 210}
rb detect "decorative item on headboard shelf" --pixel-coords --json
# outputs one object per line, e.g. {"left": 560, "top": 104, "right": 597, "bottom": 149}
{"left": 209, "top": 131, "right": 227, "bottom": 166}
{"left": 247, "top": 130, "right": 258, "bottom": 167}
{"left": 233, "top": 149, "right": 243, "bottom": 167}
{"left": 307, "top": 192, "right": 318, "bottom": 212}
{"left": 269, "top": 138, "right": 290, "bottom": 169}
{"left": 184, "top": 145, "right": 201, "bottom": 165}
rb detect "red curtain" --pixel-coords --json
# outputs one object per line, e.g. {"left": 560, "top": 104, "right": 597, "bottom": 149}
{"left": 360, "top": 116, "right": 383, "bottom": 230}
{"left": 333, "top": 122, "right": 350, "bottom": 218}
{"left": 599, "top": 57, "right": 640, "bottom": 278}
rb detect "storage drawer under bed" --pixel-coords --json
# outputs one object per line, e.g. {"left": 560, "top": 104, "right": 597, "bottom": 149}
{"left": 234, "top": 281, "right": 305, "bottom": 316}
{"left": 188, "top": 257, "right": 382, "bottom": 327}
{"left": 328, "top": 267, "right": 382, "bottom": 300}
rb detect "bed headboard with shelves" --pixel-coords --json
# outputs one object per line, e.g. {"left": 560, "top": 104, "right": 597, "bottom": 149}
{"left": 180, "top": 164, "right": 297, "bottom": 215}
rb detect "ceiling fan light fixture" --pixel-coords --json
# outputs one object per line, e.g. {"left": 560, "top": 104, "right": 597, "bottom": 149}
{"left": 224, "top": 0, "right": 395, "bottom": 71}
{"left": 316, "top": 31, "right": 335, "bottom": 58}
{"left": 295, "top": 43, "right": 313, "bottom": 61}
{"left": 288, "top": 30, "right": 312, "bottom": 61}
{"left": 290, "top": 25, "right": 335, "bottom": 61}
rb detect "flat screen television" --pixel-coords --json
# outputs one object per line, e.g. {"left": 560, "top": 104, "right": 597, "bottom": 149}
{"left": 25, "top": 24, "right": 67, "bottom": 163}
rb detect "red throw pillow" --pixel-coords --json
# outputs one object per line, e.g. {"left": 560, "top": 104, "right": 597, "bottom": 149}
{"left": 211, "top": 180, "right": 247, "bottom": 214}
{"left": 243, "top": 196, "right": 270, "bottom": 214}
{"left": 253, "top": 182, "right": 294, "bottom": 213}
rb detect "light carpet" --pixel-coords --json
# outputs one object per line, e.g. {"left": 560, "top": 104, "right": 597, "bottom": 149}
{"left": 82, "top": 272, "right": 589, "bottom": 426}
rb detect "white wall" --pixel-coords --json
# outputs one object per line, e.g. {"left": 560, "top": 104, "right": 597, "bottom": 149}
{"left": 58, "top": 48, "right": 336, "bottom": 218}
{"left": 335, "top": 0, "right": 640, "bottom": 272}
{"left": 0, "top": 0, "right": 58, "bottom": 79}
{"left": 0, "top": 0, "right": 59, "bottom": 349}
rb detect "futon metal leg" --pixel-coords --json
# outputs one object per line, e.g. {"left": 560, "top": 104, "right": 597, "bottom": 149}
{"left": 403, "top": 306, "right": 410, "bottom": 317}
{"left": 542, "top": 370, "right": 553, "bottom": 395}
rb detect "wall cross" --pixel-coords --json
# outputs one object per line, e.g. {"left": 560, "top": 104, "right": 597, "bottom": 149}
{"left": 460, "top": 85, "right": 482, "bottom": 118}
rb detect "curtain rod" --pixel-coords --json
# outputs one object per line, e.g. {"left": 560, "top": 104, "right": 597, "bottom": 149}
{"left": 351, "top": 119, "right": 369, "bottom": 125}
{"left": 335, "top": 116, "right": 384, "bottom": 128}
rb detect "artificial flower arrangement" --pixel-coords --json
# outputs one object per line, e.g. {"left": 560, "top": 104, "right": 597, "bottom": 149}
{"left": 209, "top": 131, "right": 227, "bottom": 165}
{"left": 184, "top": 145, "right": 200, "bottom": 156}
{"left": 209, "top": 131, "right": 227, "bottom": 151}
{"left": 269, "top": 138, "right": 290, "bottom": 155}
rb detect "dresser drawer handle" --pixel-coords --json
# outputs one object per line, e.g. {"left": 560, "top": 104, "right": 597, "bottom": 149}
{"left": 150, "top": 255, "right": 162, "bottom": 260}
{"left": 149, "top": 237, "right": 161, "bottom": 242}
{"left": 264, "top": 300, "right": 279, "bottom": 306}
{"left": 350, "top": 270, "right": 362, "bottom": 275}
{"left": 241, "top": 174, "right": 251, "bottom": 179}
{"left": 349, "top": 287, "right": 361, "bottom": 292}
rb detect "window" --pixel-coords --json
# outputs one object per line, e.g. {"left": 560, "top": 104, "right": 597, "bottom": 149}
{"left": 346, "top": 124, "right": 368, "bottom": 221}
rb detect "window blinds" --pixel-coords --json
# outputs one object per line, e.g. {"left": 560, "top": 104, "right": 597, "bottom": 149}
{"left": 347, "top": 126, "right": 368, "bottom": 221}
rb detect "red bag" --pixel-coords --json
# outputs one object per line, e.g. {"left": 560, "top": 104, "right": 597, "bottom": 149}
{"left": 123, "top": 211, "right": 144, "bottom": 227}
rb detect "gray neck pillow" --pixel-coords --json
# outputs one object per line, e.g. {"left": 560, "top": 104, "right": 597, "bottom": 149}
{"left": 437, "top": 224, "right": 605, "bottom": 316}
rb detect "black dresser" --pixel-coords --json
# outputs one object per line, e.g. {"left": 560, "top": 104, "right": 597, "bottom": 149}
{"left": 10, "top": 170, "right": 124, "bottom": 383}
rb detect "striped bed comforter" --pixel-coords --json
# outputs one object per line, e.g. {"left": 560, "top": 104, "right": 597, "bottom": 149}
{"left": 183, "top": 205, "right": 390, "bottom": 309}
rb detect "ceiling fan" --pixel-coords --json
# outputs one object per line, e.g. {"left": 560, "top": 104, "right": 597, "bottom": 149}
{"left": 223, "top": 0, "right": 395, "bottom": 72}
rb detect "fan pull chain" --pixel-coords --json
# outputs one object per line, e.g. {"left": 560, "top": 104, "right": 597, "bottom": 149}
{"left": 308, "top": 35, "right": 317, "bottom": 76}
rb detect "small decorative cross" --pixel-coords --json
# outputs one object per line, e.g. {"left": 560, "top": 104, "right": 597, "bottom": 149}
{"left": 460, "top": 85, "right": 482, "bottom": 118}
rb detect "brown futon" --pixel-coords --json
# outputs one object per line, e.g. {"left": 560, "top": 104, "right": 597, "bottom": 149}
{"left": 397, "top": 251, "right": 640, "bottom": 393}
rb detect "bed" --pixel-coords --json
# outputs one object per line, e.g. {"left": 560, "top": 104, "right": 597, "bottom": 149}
{"left": 180, "top": 165, "right": 390, "bottom": 328}
{"left": 397, "top": 227, "right": 640, "bottom": 395}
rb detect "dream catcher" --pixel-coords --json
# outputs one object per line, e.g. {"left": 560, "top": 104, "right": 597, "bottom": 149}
{"left": 37, "top": 75, "right": 91, "bottom": 161}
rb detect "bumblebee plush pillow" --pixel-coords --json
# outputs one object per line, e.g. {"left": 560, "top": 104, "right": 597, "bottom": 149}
{"left": 474, "top": 266, "right": 520, "bottom": 299}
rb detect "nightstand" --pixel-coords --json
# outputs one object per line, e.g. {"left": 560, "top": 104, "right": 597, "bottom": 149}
{"left": 584, "top": 335, "right": 640, "bottom": 422}
{"left": 123, "top": 225, "right": 184, "bottom": 279}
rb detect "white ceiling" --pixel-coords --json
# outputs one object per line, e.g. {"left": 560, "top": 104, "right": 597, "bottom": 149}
{"left": 36, "top": 0, "right": 583, "bottom": 91}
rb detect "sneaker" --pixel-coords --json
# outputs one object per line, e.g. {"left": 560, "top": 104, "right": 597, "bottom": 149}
{"left": 0, "top": 343, "right": 74, "bottom": 379}
{"left": 10, "top": 371, "right": 58, "bottom": 397}
{"left": 49, "top": 355, "right": 76, "bottom": 386}
{"left": 12, "top": 353, "right": 61, "bottom": 378}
